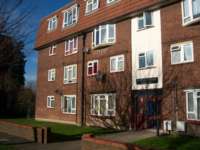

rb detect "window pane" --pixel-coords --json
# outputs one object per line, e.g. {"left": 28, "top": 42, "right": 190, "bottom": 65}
{"left": 68, "top": 11, "right": 73, "bottom": 25}
{"left": 146, "top": 51, "right": 154, "bottom": 66}
{"left": 118, "top": 57, "right": 124, "bottom": 71}
{"left": 108, "top": 25, "right": 114, "bottom": 40}
{"left": 100, "top": 100, "right": 106, "bottom": 115}
{"left": 101, "top": 26, "right": 107, "bottom": 44}
{"left": 138, "top": 15, "right": 144, "bottom": 29}
{"left": 72, "top": 97, "right": 75, "bottom": 109}
{"left": 139, "top": 54, "right": 145, "bottom": 68}
{"left": 183, "top": 44, "right": 193, "bottom": 61}
{"left": 172, "top": 50, "right": 181, "bottom": 64}
{"left": 108, "top": 95, "right": 114, "bottom": 109}
{"left": 95, "top": 29, "right": 99, "bottom": 45}
{"left": 188, "top": 92, "right": 194, "bottom": 112}
{"left": 145, "top": 12, "right": 152, "bottom": 26}
{"left": 197, "top": 98, "right": 200, "bottom": 119}
{"left": 67, "top": 99, "right": 72, "bottom": 113}
{"left": 192, "top": 0, "right": 200, "bottom": 18}
{"left": 183, "top": 0, "right": 190, "bottom": 18}
{"left": 111, "top": 58, "right": 116, "bottom": 71}
{"left": 93, "top": 62, "right": 98, "bottom": 74}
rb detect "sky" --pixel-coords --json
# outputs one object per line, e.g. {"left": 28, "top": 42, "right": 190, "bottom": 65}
{"left": 19, "top": 0, "right": 71, "bottom": 83}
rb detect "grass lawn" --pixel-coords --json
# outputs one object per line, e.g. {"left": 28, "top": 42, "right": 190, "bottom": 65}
{"left": 133, "top": 134, "right": 200, "bottom": 150}
{"left": 2, "top": 118, "right": 118, "bottom": 141}
{"left": 0, "top": 144, "right": 13, "bottom": 150}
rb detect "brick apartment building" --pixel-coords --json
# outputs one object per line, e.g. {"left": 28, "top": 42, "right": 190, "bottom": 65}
{"left": 35, "top": 0, "right": 200, "bottom": 135}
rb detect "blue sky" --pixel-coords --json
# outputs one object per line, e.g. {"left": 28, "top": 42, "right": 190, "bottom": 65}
{"left": 20, "top": 0, "right": 71, "bottom": 83}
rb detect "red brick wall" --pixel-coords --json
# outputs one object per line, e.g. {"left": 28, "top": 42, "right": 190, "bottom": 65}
{"left": 35, "top": 19, "right": 132, "bottom": 127}
{"left": 161, "top": 1, "right": 200, "bottom": 122}
{"left": 35, "top": 0, "right": 162, "bottom": 49}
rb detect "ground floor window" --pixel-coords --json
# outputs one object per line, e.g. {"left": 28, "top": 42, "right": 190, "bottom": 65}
{"left": 185, "top": 89, "right": 200, "bottom": 120}
{"left": 91, "top": 93, "right": 116, "bottom": 116}
{"left": 47, "top": 96, "right": 55, "bottom": 108}
{"left": 61, "top": 95, "right": 76, "bottom": 114}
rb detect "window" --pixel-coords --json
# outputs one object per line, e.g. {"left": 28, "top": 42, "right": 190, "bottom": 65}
{"left": 182, "top": 0, "right": 200, "bottom": 25}
{"left": 65, "top": 37, "right": 78, "bottom": 56}
{"left": 48, "top": 69, "right": 56, "bottom": 81}
{"left": 138, "top": 12, "right": 153, "bottom": 30}
{"left": 49, "top": 45, "right": 56, "bottom": 56}
{"left": 107, "top": 0, "right": 118, "bottom": 4}
{"left": 110, "top": 55, "right": 124, "bottom": 72}
{"left": 91, "top": 94, "right": 116, "bottom": 116}
{"left": 171, "top": 41, "right": 193, "bottom": 64}
{"left": 93, "top": 24, "right": 116, "bottom": 48}
{"left": 87, "top": 60, "right": 98, "bottom": 76}
{"left": 64, "top": 64, "right": 77, "bottom": 84}
{"left": 47, "top": 96, "right": 55, "bottom": 108}
{"left": 48, "top": 16, "right": 57, "bottom": 31}
{"left": 63, "top": 4, "right": 78, "bottom": 28}
{"left": 62, "top": 95, "right": 76, "bottom": 114}
{"left": 185, "top": 89, "right": 200, "bottom": 120}
{"left": 138, "top": 51, "right": 154, "bottom": 69}
{"left": 86, "top": 0, "right": 99, "bottom": 14}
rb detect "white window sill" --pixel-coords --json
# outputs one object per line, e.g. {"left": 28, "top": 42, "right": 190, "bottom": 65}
{"left": 110, "top": 70, "right": 124, "bottom": 73}
{"left": 62, "top": 112, "right": 76, "bottom": 115}
{"left": 93, "top": 42, "right": 115, "bottom": 49}
{"left": 183, "top": 17, "right": 200, "bottom": 27}
{"left": 138, "top": 66, "right": 156, "bottom": 70}
{"left": 137, "top": 25, "right": 154, "bottom": 32}
{"left": 62, "top": 22, "right": 77, "bottom": 30}
{"left": 49, "top": 54, "right": 56, "bottom": 56}
{"left": 47, "top": 107, "right": 55, "bottom": 109}
{"left": 106, "top": 0, "right": 120, "bottom": 6}
{"left": 64, "top": 81, "right": 77, "bottom": 85}
{"left": 87, "top": 73, "right": 98, "bottom": 77}
{"left": 48, "top": 80, "right": 55, "bottom": 82}
{"left": 171, "top": 60, "right": 194, "bottom": 65}
{"left": 85, "top": 8, "right": 99, "bottom": 16}
{"left": 64, "top": 51, "right": 78, "bottom": 56}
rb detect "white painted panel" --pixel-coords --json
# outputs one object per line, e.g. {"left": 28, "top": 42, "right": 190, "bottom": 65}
{"left": 131, "top": 10, "right": 163, "bottom": 90}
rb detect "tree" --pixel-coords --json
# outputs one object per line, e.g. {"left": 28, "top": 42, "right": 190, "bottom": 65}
{"left": 0, "top": 0, "right": 30, "bottom": 117}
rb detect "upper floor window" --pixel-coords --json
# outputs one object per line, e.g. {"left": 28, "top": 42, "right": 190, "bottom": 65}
{"left": 48, "top": 69, "right": 56, "bottom": 81}
{"left": 62, "top": 95, "right": 76, "bottom": 114}
{"left": 49, "top": 45, "right": 56, "bottom": 56}
{"left": 138, "top": 12, "right": 153, "bottom": 30}
{"left": 64, "top": 64, "right": 77, "bottom": 84}
{"left": 138, "top": 51, "right": 154, "bottom": 69}
{"left": 185, "top": 89, "right": 200, "bottom": 120}
{"left": 65, "top": 37, "right": 78, "bottom": 56}
{"left": 85, "top": 0, "right": 99, "bottom": 14}
{"left": 110, "top": 55, "right": 124, "bottom": 73}
{"left": 171, "top": 41, "right": 193, "bottom": 65}
{"left": 91, "top": 94, "right": 116, "bottom": 116}
{"left": 47, "top": 96, "right": 55, "bottom": 108}
{"left": 48, "top": 16, "right": 57, "bottom": 32}
{"left": 63, "top": 4, "right": 78, "bottom": 28}
{"left": 93, "top": 24, "right": 116, "bottom": 48}
{"left": 182, "top": 0, "right": 200, "bottom": 25}
{"left": 107, "top": 0, "right": 118, "bottom": 4}
{"left": 87, "top": 60, "right": 98, "bottom": 76}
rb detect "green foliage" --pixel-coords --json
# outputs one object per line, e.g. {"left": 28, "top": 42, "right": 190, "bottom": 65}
{"left": 0, "top": 144, "right": 14, "bottom": 150}
{"left": 133, "top": 135, "right": 200, "bottom": 150}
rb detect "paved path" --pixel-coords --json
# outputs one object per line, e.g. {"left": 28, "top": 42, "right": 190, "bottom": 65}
{"left": 0, "top": 130, "right": 155, "bottom": 150}
{"left": 98, "top": 129, "right": 156, "bottom": 143}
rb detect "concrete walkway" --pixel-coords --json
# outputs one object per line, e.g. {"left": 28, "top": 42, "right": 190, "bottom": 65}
{"left": 0, "top": 130, "right": 155, "bottom": 150}
{"left": 98, "top": 129, "right": 156, "bottom": 143}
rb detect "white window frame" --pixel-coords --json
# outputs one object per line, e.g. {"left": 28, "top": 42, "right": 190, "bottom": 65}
{"left": 93, "top": 24, "right": 116, "bottom": 48}
{"left": 47, "top": 96, "right": 55, "bottom": 108}
{"left": 65, "top": 37, "right": 78, "bottom": 56}
{"left": 85, "top": 0, "right": 99, "bottom": 14}
{"left": 48, "top": 69, "right": 56, "bottom": 81}
{"left": 64, "top": 64, "right": 77, "bottom": 84}
{"left": 110, "top": 54, "right": 125, "bottom": 73}
{"left": 61, "top": 95, "right": 76, "bottom": 114}
{"left": 47, "top": 16, "right": 57, "bottom": 32}
{"left": 49, "top": 45, "right": 57, "bottom": 56}
{"left": 87, "top": 60, "right": 98, "bottom": 76}
{"left": 90, "top": 93, "right": 116, "bottom": 116}
{"left": 185, "top": 89, "right": 200, "bottom": 121}
{"left": 182, "top": 0, "right": 200, "bottom": 26}
{"left": 171, "top": 41, "right": 194, "bottom": 65}
{"left": 107, "top": 0, "right": 118, "bottom": 4}
{"left": 63, "top": 4, "right": 78, "bottom": 28}
{"left": 138, "top": 50, "right": 155, "bottom": 69}
{"left": 137, "top": 11, "right": 153, "bottom": 30}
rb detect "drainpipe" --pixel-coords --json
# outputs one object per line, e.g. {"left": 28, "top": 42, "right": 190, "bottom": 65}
{"left": 80, "top": 33, "right": 86, "bottom": 127}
